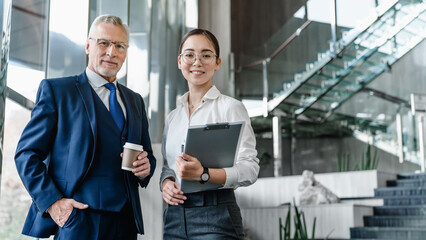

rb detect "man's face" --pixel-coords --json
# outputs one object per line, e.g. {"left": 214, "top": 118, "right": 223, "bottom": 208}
{"left": 86, "top": 22, "right": 128, "bottom": 82}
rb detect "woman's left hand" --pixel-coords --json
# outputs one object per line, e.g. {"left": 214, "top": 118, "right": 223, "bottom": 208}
{"left": 175, "top": 153, "right": 204, "bottom": 181}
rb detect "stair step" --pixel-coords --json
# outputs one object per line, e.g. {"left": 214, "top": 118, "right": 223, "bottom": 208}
{"left": 364, "top": 216, "right": 426, "bottom": 227}
{"left": 350, "top": 227, "right": 426, "bottom": 239}
{"left": 374, "top": 205, "right": 426, "bottom": 216}
{"left": 387, "top": 179, "right": 426, "bottom": 188}
{"left": 381, "top": 196, "right": 426, "bottom": 206}
{"left": 397, "top": 173, "right": 426, "bottom": 180}
{"left": 375, "top": 187, "right": 426, "bottom": 197}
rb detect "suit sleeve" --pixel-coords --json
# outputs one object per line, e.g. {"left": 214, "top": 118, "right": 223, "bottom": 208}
{"left": 14, "top": 79, "right": 63, "bottom": 214}
{"left": 137, "top": 94, "right": 156, "bottom": 188}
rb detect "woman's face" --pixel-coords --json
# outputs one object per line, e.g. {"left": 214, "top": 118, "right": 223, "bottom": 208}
{"left": 178, "top": 34, "right": 221, "bottom": 88}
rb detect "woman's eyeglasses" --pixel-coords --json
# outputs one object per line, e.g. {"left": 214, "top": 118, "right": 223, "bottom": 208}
{"left": 179, "top": 51, "right": 217, "bottom": 65}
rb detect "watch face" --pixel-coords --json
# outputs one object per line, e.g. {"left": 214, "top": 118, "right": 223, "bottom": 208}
{"left": 201, "top": 173, "right": 209, "bottom": 181}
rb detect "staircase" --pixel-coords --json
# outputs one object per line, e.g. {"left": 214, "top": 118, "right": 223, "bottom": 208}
{"left": 248, "top": 0, "right": 426, "bottom": 122}
{"left": 350, "top": 173, "right": 426, "bottom": 239}
{"left": 240, "top": 0, "right": 426, "bottom": 166}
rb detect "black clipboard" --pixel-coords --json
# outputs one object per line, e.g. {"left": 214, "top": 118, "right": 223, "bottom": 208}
{"left": 181, "top": 121, "right": 245, "bottom": 193}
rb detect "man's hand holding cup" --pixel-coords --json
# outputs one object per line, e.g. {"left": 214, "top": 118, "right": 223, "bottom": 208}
{"left": 122, "top": 142, "right": 150, "bottom": 178}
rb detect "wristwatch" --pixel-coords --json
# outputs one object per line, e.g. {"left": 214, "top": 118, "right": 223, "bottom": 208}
{"left": 200, "top": 167, "right": 210, "bottom": 184}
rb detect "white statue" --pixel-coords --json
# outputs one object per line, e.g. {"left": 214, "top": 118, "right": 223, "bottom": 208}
{"left": 298, "top": 170, "right": 340, "bottom": 205}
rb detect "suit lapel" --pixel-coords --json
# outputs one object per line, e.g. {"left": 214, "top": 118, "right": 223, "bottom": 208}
{"left": 75, "top": 72, "right": 98, "bottom": 176}
{"left": 75, "top": 72, "right": 97, "bottom": 138}
{"left": 118, "top": 84, "right": 142, "bottom": 144}
{"left": 118, "top": 84, "right": 133, "bottom": 131}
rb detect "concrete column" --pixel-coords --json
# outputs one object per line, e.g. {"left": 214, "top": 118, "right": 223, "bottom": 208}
{"left": 198, "top": 0, "right": 232, "bottom": 97}
{"left": 149, "top": 0, "right": 167, "bottom": 144}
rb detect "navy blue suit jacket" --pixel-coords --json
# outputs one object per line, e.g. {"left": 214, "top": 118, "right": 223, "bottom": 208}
{"left": 14, "top": 72, "right": 156, "bottom": 238}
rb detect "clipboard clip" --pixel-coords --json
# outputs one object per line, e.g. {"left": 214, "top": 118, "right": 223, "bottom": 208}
{"left": 204, "top": 122, "right": 230, "bottom": 130}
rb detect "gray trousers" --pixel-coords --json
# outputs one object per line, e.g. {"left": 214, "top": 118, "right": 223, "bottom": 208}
{"left": 163, "top": 189, "right": 244, "bottom": 240}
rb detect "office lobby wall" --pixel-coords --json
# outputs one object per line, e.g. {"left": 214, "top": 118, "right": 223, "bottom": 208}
{"left": 230, "top": 0, "right": 305, "bottom": 65}
{"left": 257, "top": 136, "right": 420, "bottom": 178}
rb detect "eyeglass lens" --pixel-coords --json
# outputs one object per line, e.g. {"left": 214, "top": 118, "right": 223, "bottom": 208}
{"left": 181, "top": 52, "right": 216, "bottom": 64}
{"left": 90, "top": 38, "right": 128, "bottom": 52}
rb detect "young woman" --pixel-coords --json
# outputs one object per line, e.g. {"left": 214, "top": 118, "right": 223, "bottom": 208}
{"left": 160, "top": 29, "right": 260, "bottom": 240}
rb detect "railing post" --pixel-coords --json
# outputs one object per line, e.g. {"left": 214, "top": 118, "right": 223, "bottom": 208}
{"left": 273, "top": 116, "right": 282, "bottom": 177}
{"left": 411, "top": 93, "right": 426, "bottom": 171}
{"left": 396, "top": 111, "right": 404, "bottom": 163}
{"left": 419, "top": 115, "right": 425, "bottom": 172}
{"left": 290, "top": 119, "right": 296, "bottom": 175}
{"left": 330, "top": 0, "right": 337, "bottom": 56}
{"left": 262, "top": 59, "right": 269, "bottom": 117}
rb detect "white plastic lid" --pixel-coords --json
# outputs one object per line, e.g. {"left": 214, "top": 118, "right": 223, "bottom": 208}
{"left": 123, "top": 142, "right": 144, "bottom": 151}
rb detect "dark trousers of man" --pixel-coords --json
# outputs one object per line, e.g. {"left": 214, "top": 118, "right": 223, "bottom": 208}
{"left": 163, "top": 189, "right": 245, "bottom": 240}
{"left": 54, "top": 203, "right": 137, "bottom": 240}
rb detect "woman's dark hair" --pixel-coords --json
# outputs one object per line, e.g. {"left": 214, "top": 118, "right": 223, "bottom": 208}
{"left": 178, "top": 29, "right": 220, "bottom": 59}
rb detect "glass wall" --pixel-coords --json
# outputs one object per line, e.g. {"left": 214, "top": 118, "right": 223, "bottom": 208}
{"left": 47, "top": 0, "right": 88, "bottom": 78}
{"left": 0, "top": 0, "right": 188, "bottom": 239}
{"left": 0, "top": 0, "right": 7, "bottom": 192}
{"left": 0, "top": 0, "right": 49, "bottom": 238}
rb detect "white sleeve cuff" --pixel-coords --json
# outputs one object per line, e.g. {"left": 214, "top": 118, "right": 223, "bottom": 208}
{"left": 223, "top": 167, "right": 239, "bottom": 188}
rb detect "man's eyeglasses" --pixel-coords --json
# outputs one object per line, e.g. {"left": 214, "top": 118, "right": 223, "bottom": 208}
{"left": 89, "top": 37, "right": 129, "bottom": 52}
{"left": 179, "top": 51, "right": 217, "bottom": 65}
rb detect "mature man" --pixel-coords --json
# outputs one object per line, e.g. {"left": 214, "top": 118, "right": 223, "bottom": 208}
{"left": 14, "top": 14, "right": 156, "bottom": 239}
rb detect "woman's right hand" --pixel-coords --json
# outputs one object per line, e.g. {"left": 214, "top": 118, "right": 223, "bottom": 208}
{"left": 161, "top": 178, "right": 187, "bottom": 205}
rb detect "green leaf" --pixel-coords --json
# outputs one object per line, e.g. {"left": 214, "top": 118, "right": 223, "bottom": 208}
{"left": 337, "top": 153, "right": 341, "bottom": 171}
{"left": 281, "top": 200, "right": 317, "bottom": 240}
{"left": 373, "top": 146, "right": 379, "bottom": 169}
{"left": 285, "top": 207, "right": 291, "bottom": 239}
{"left": 311, "top": 217, "right": 317, "bottom": 240}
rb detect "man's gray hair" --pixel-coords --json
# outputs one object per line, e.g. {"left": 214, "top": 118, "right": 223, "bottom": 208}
{"left": 88, "top": 14, "right": 130, "bottom": 40}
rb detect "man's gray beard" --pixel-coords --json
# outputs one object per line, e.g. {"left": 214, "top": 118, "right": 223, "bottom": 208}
{"left": 99, "top": 68, "right": 119, "bottom": 78}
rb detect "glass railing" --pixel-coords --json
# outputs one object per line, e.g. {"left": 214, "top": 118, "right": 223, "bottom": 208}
{"left": 235, "top": 0, "right": 426, "bottom": 166}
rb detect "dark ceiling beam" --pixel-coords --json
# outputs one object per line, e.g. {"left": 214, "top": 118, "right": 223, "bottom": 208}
{"left": 5, "top": 87, "right": 35, "bottom": 111}
{"left": 12, "top": 4, "right": 46, "bottom": 19}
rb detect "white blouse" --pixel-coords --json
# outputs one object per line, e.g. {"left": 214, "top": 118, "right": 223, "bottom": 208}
{"left": 160, "top": 85, "right": 260, "bottom": 189}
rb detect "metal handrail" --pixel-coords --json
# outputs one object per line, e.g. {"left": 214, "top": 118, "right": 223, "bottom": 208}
{"left": 237, "top": 20, "right": 312, "bottom": 72}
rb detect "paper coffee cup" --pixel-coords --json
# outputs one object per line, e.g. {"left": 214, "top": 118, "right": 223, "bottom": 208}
{"left": 122, "top": 142, "right": 144, "bottom": 171}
